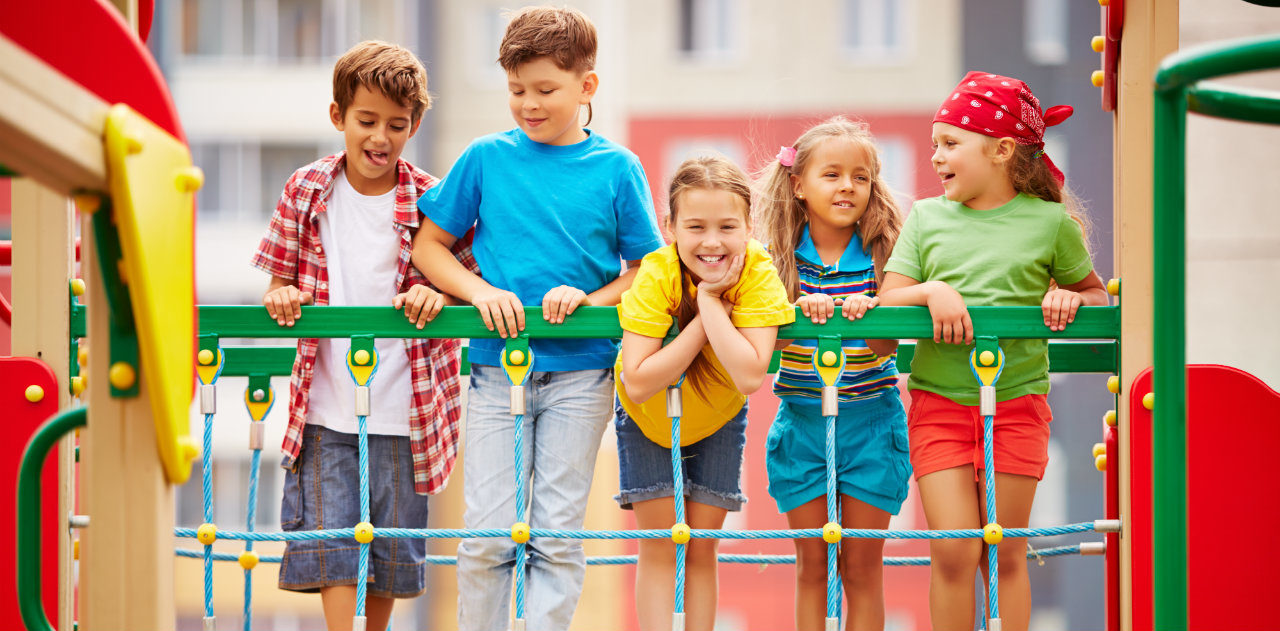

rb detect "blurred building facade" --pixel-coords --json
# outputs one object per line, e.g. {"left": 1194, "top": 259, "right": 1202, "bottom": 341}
{"left": 141, "top": 0, "right": 1280, "bottom": 630}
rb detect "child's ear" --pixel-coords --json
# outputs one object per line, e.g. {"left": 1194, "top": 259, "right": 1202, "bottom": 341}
{"left": 790, "top": 173, "right": 804, "bottom": 200}
{"left": 329, "top": 102, "right": 345, "bottom": 131}
{"left": 408, "top": 116, "right": 423, "bottom": 139}
{"left": 991, "top": 137, "right": 1017, "bottom": 165}
{"left": 579, "top": 71, "right": 599, "bottom": 103}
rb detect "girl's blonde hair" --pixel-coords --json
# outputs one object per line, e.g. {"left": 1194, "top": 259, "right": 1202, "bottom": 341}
{"left": 667, "top": 155, "right": 751, "bottom": 396}
{"left": 754, "top": 116, "right": 903, "bottom": 301}
{"left": 995, "top": 141, "right": 1092, "bottom": 248}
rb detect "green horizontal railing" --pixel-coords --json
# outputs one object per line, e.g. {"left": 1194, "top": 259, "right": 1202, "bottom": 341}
{"left": 199, "top": 305, "right": 1119, "bottom": 340}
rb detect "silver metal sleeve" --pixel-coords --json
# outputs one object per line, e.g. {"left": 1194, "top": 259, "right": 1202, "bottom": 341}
{"left": 1093, "top": 519, "right": 1122, "bottom": 533}
{"left": 1079, "top": 541, "right": 1106, "bottom": 555}
{"left": 979, "top": 385, "right": 997, "bottom": 417}
{"left": 200, "top": 384, "right": 216, "bottom": 415}
{"left": 351, "top": 616, "right": 366, "bottom": 631}
{"left": 203, "top": 617, "right": 216, "bottom": 631}
{"left": 821, "top": 385, "right": 839, "bottom": 417}
{"left": 249, "top": 422, "right": 265, "bottom": 451}
{"left": 354, "top": 385, "right": 371, "bottom": 417}
{"left": 671, "top": 612, "right": 685, "bottom": 631}
{"left": 510, "top": 385, "right": 525, "bottom": 415}
{"left": 666, "top": 386, "right": 683, "bottom": 418}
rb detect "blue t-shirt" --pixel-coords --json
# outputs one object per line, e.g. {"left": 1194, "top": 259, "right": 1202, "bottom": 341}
{"left": 419, "top": 129, "right": 663, "bottom": 371}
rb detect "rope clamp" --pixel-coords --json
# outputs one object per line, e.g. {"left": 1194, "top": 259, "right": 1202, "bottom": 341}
{"left": 502, "top": 337, "right": 533, "bottom": 415}
{"left": 813, "top": 336, "right": 845, "bottom": 417}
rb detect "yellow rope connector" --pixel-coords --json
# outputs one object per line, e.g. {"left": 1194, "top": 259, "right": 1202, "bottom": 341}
{"left": 354, "top": 522, "right": 375, "bottom": 544}
{"left": 197, "top": 523, "right": 217, "bottom": 546}
{"left": 511, "top": 522, "right": 531, "bottom": 544}
{"left": 198, "top": 349, "right": 215, "bottom": 365}
{"left": 1106, "top": 375, "right": 1120, "bottom": 394}
{"left": 671, "top": 523, "right": 691, "bottom": 545}
{"left": 509, "top": 349, "right": 526, "bottom": 366}
{"left": 822, "top": 522, "right": 842, "bottom": 544}
{"left": 983, "top": 523, "right": 1003, "bottom": 545}
{"left": 353, "top": 349, "right": 371, "bottom": 366}
{"left": 238, "top": 551, "right": 259, "bottom": 570}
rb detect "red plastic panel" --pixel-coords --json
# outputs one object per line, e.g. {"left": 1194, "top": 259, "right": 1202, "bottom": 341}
{"left": 0, "top": 0, "right": 184, "bottom": 141}
{"left": 0, "top": 357, "right": 61, "bottom": 627}
{"left": 1128, "top": 368, "right": 1154, "bottom": 631}
{"left": 1104, "top": 422, "right": 1120, "bottom": 631}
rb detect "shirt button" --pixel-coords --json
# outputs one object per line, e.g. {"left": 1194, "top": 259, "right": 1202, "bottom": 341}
{"left": 315, "top": 245, "right": 323, "bottom": 253}
{"left": 319, "top": 282, "right": 327, "bottom": 290}
{"left": 305, "top": 362, "right": 313, "bottom": 370}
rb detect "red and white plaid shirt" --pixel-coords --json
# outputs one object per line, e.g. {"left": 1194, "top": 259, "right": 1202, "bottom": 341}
{"left": 251, "top": 152, "right": 477, "bottom": 495}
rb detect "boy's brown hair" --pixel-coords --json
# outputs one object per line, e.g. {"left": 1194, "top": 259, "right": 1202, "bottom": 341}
{"left": 332, "top": 40, "right": 431, "bottom": 124}
{"left": 498, "top": 6, "right": 597, "bottom": 74}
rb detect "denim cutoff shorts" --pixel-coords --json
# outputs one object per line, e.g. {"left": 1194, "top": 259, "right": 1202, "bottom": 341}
{"left": 766, "top": 388, "right": 911, "bottom": 515}
{"left": 614, "top": 402, "right": 748, "bottom": 511}
{"left": 278, "top": 424, "right": 429, "bottom": 597}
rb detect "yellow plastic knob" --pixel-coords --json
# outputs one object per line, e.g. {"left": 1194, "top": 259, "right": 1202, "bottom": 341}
{"left": 70, "top": 376, "right": 86, "bottom": 397}
{"left": 239, "top": 551, "right": 260, "bottom": 570}
{"left": 509, "top": 350, "right": 526, "bottom": 366}
{"left": 354, "top": 522, "right": 375, "bottom": 544}
{"left": 73, "top": 194, "right": 101, "bottom": 215}
{"left": 511, "top": 522, "right": 531, "bottom": 544}
{"left": 671, "top": 523, "right": 691, "bottom": 545}
{"left": 979, "top": 350, "right": 995, "bottom": 367}
{"left": 175, "top": 166, "right": 205, "bottom": 193}
{"left": 353, "top": 349, "right": 371, "bottom": 366}
{"left": 1104, "top": 410, "right": 1117, "bottom": 427}
{"left": 78, "top": 347, "right": 88, "bottom": 366}
{"left": 1095, "top": 454, "right": 1108, "bottom": 471}
{"left": 1106, "top": 278, "right": 1120, "bottom": 296}
{"left": 1142, "top": 392, "right": 1154, "bottom": 410}
{"left": 820, "top": 351, "right": 838, "bottom": 367}
{"left": 1091, "top": 35, "right": 1105, "bottom": 53}
{"left": 252, "top": 389, "right": 266, "bottom": 402}
{"left": 108, "top": 362, "right": 136, "bottom": 390}
{"left": 1106, "top": 376, "right": 1120, "bottom": 394}
{"left": 822, "top": 522, "right": 842, "bottom": 544}
{"left": 70, "top": 278, "right": 86, "bottom": 296}
{"left": 1092, "top": 442, "right": 1106, "bottom": 458}
{"left": 24, "top": 385, "right": 44, "bottom": 403}
{"left": 197, "top": 523, "right": 217, "bottom": 545}
{"left": 1099, "top": 0, "right": 1109, "bottom": 6}
{"left": 983, "top": 523, "right": 1004, "bottom": 545}
{"left": 198, "top": 349, "right": 215, "bottom": 365}
{"left": 1092, "top": 70, "right": 1105, "bottom": 88}
{"left": 179, "top": 437, "right": 200, "bottom": 463}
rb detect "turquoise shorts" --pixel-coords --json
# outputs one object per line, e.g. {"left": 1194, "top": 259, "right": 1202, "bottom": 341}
{"left": 765, "top": 389, "right": 911, "bottom": 515}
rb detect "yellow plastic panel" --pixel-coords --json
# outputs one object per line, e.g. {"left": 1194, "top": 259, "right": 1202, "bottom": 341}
{"left": 103, "top": 104, "right": 198, "bottom": 483}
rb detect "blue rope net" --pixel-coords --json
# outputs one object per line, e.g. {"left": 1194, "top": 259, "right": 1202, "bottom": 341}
{"left": 182, "top": 339, "right": 1109, "bottom": 630}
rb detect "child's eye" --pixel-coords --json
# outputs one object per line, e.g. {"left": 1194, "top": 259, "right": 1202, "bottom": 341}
{"left": 946, "top": 140, "right": 957, "bottom": 147}
{"left": 391, "top": 125, "right": 406, "bottom": 132}
{"left": 823, "top": 172, "right": 838, "bottom": 178}
{"left": 856, "top": 175, "right": 869, "bottom": 182}
{"left": 359, "top": 120, "right": 375, "bottom": 127}
{"left": 539, "top": 89, "right": 555, "bottom": 95}
{"left": 511, "top": 90, "right": 525, "bottom": 96}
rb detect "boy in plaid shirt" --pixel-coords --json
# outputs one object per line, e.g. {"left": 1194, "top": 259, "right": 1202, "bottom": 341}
{"left": 250, "top": 40, "right": 474, "bottom": 631}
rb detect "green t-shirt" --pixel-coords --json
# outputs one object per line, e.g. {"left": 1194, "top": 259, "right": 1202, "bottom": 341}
{"left": 884, "top": 194, "right": 1093, "bottom": 405}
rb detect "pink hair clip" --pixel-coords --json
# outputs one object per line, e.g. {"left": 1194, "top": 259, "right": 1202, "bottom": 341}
{"left": 776, "top": 146, "right": 796, "bottom": 167}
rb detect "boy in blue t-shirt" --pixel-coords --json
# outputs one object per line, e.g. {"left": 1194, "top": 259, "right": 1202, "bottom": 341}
{"left": 411, "top": 6, "right": 662, "bottom": 630}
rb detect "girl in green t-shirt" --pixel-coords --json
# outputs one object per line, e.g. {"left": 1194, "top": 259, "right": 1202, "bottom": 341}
{"left": 880, "top": 72, "right": 1109, "bottom": 631}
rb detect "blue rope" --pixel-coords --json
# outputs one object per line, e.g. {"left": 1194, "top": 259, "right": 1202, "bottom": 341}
{"left": 984, "top": 410, "right": 999, "bottom": 622}
{"left": 178, "top": 543, "right": 1096, "bottom": 567}
{"left": 514, "top": 412, "right": 527, "bottom": 622}
{"left": 824, "top": 411, "right": 840, "bottom": 622}
{"left": 202, "top": 412, "right": 214, "bottom": 620}
{"left": 671, "top": 397, "right": 686, "bottom": 618}
{"left": 244, "top": 447, "right": 261, "bottom": 631}
{"left": 356, "top": 413, "right": 370, "bottom": 619}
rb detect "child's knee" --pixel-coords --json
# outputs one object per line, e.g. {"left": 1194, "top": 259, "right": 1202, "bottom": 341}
{"left": 931, "top": 539, "right": 982, "bottom": 580}
{"left": 794, "top": 543, "right": 828, "bottom": 585}
{"left": 995, "top": 540, "right": 1028, "bottom": 573}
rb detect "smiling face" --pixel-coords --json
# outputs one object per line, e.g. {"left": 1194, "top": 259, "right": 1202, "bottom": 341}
{"left": 507, "top": 56, "right": 598, "bottom": 146}
{"left": 669, "top": 187, "right": 750, "bottom": 285}
{"left": 930, "top": 122, "right": 1016, "bottom": 210}
{"left": 792, "top": 137, "right": 874, "bottom": 238}
{"left": 330, "top": 86, "right": 420, "bottom": 195}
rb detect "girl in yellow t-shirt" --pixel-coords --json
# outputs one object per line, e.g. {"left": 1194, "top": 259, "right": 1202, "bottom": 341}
{"left": 614, "top": 155, "right": 794, "bottom": 631}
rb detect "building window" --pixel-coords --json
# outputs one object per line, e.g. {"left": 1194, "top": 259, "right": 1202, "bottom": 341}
{"left": 178, "top": 0, "right": 415, "bottom": 62}
{"left": 678, "top": 0, "right": 739, "bottom": 61}
{"left": 276, "top": 0, "right": 326, "bottom": 60}
{"left": 876, "top": 137, "right": 915, "bottom": 207}
{"left": 841, "top": 0, "right": 910, "bottom": 63}
{"left": 1026, "top": 0, "right": 1069, "bottom": 65}
{"left": 468, "top": 5, "right": 510, "bottom": 89}
{"left": 191, "top": 142, "right": 325, "bottom": 222}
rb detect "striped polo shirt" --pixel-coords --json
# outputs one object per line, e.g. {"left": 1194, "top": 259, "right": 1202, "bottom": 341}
{"left": 773, "top": 226, "right": 899, "bottom": 405}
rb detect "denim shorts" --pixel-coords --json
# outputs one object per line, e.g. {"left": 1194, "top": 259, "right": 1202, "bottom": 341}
{"left": 766, "top": 388, "right": 911, "bottom": 515}
{"left": 278, "top": 424, "right": 429, "bottom": 597}
{"left": 615, "top": 402, "right": 748, "bottom": 512}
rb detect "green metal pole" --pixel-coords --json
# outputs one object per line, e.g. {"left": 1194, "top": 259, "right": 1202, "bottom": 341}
{"left": 17, "top": 407, "right": 87, "bottom": 631}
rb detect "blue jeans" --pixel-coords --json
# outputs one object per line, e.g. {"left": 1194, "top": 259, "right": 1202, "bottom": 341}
{"left": 457, "top": 364, "right": 615, "bottom": 631}
{"left": 615, "top": 402, "right": 748, "bottom": 511}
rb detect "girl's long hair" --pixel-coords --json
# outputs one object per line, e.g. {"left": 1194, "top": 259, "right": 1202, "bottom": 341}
{"left": 668, "top": 155, "right": 752, "bottom": 397}
{"left": 1000, "top": 142, "right": 1092, "bottom": 250}
{"left": 754, "top": 116, "right": 903, "bottom": 301}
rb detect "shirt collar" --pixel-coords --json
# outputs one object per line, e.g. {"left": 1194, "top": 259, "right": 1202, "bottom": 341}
{"left": 794, "top": 225, "right": 873, "bottom": 272}
{"left": 315, "top": 152, "right": 421, "bottom": 228}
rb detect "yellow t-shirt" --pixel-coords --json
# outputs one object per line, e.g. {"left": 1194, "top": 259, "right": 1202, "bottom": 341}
{"left": 616, "top": 239, "right": 795, "bottom": 447}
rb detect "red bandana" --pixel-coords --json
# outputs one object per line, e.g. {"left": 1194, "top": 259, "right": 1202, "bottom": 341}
{"left": 933, "top": 71, "right": 1073, "bottom": 185}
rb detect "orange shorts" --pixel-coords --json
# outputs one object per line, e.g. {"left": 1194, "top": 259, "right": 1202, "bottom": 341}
{"left": 907, "top": 390, "right": 1053, "bottom": 480}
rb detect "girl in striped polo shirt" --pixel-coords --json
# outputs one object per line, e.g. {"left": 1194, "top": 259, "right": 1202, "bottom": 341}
{"left": 755, "top": 117, "right": 909, "bottom": 630}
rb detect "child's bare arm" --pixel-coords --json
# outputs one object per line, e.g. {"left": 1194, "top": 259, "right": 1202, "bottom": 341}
{"left": 263, "top": 276, "right": 312, "bottom": 327}
{"left": 585, "top": 260, "right": 643, "bottom": 307}
{"left": 412, "top": 219, "right": 524, "bottom": 337}
{"left": 1043, "top": 270, "right": 1108, "bottom": 331}
{"left": 879, "top": 272, "right": 972, "bottom": 345}
{"left": 620, "top": 324, "right": 709, "bottom": 404}
{"left": 698, "top": 297, "right": 777, "bottom": 394}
